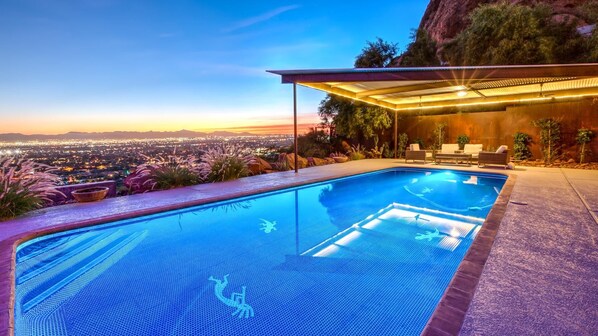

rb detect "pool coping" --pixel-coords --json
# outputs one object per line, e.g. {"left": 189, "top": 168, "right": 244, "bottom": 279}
{"left": 421, "top": 173, "right": 516, "bottom": 336}
{"left": 0, "top": 162, "right": 514, "bottom": 336}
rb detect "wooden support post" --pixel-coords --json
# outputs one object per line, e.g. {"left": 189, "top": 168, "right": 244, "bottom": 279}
{"left": 394, "top": 110, "right": 398, "bottom": 159}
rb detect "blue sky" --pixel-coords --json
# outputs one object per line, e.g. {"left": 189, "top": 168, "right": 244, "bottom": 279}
{"left": 0, "top": 0, "right": 429, "bottom": 134}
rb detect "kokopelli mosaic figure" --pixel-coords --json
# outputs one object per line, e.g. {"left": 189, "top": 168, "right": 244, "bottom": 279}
{"left": 208, "top": 274, "right": 255, "bottom": 318}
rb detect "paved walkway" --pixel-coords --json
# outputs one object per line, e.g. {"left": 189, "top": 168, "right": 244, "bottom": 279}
{"left": 1, "top": 160, "right": 597, "bottom": 336}
{"left": 461, "top": 167, "right": 598, "bottom": 335}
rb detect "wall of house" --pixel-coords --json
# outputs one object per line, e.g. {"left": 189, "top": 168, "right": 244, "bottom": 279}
{"left": 397, "top": 98, "right": 598, "bottom": 161}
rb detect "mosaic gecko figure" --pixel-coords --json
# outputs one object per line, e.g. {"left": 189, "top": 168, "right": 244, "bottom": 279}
{"left": 415, "top": 228, "right": 443, "bottom": 241}
{"left": 259, "top": 218, "right": 277, "bottom": 233}
{"left": 208, "top": 274, "right": 255, "bottom": 318}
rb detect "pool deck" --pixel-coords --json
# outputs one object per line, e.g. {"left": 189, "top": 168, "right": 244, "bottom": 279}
{"left": 1, "top": 159, "right": 597, "bottom": 336}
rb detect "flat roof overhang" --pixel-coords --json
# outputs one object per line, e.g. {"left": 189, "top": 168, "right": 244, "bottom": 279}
{"left": 267, "top": 63, "right": 598, "bottom": 112}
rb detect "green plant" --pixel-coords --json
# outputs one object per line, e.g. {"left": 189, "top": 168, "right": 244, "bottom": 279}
{"left": 432, "top": 122, "right": 447, "bottom": 150}
{"left": 0, "top": 156, "right": 63, "bottom": 220}
{"left": 135, "top": 148, "right": 201, "bottom": 190}
{"left": 513, "top": 132, "right": 533, "bottom": 160}
{"left": 443, "top": 3, "right": 589, "bottom": 65}
{"left": 414, "top": 137, "right": 425, "bottom": 149}
{"left": 272, "top": 158, "right": 291, "bottom": 171}
{"left": 297, "top": 128, "right": 331, "bottom": 158}
{"left": 456, "top": 134, "right": 470, "bottom": 150}
{"left": 199, "top": 145, "right": 254, "bottom": 182}
{"left": 149, "top": 166, "right": 200, "bottom": 189}
{"left": 369, "top": 138, "right": 386, "bottom": 158}
{"left": 576, "top": 128, "right": 595, "bottom": 163}
{"left": 397, "top": 133, "right": 409, "bottom": 158}
{"left": 347, "top": 144, "right": 366, "bottom": 160}
{"left": 533, "top": 118, "right": 561, "bottom": 163}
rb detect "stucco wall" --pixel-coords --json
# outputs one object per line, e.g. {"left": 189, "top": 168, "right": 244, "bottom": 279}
{"left": 397, "top": 99, "right": 598, "bottom": 161}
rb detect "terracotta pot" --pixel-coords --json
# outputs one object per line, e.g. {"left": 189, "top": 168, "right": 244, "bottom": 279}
{"left": 72, "top": 187, "right": 109, "bottom": 203}
{"left": 333, "top": 156, "right": 348, "bottom": 163}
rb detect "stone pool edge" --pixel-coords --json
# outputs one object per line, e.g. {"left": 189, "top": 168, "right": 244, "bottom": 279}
{"left": 421, "top": 173, "right": 516, "bottom": 336}
{"left": 0, "top": 164, "right": 514, "bottom": 336}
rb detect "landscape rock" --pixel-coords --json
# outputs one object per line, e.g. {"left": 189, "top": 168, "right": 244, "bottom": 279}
{"left": 279, "top": 153, "right": 308, "bottom": 170}
{"left": 311, "top": 157, "right": 330, "bottom": 166}
{"left": 419, "top": 0, "right": 589, "bottom": 44}
{"left": 248, "top": 157, "right": 273, "bottom": 174}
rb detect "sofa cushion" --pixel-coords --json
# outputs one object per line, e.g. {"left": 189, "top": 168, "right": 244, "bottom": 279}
{"left": 464, "top": 144, "right": 483, "bottom": 154}
{"left": 409, "top": 144, "right": 421, "bottom": 151}
{"left": 496, "top": 145, "right": 508, "bottom": 154}
{"left": 441, "top": 144, "right": 460, "bottom": 154}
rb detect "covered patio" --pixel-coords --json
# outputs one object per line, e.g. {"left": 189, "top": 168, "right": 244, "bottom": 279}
{"left": 268, "top": 63, "right": 598, "bottom": 171}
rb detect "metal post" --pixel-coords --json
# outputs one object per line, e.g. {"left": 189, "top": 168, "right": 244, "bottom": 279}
{"left": 293, "top": 83, "right": 298, "bottom": 173}
{"left": 394, "top": 110, "right": 398, "bottom": 159}
{"left": 295, "top": 189, "right": 299, "bottom": 255}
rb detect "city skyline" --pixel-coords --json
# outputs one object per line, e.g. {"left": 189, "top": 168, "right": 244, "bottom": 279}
{"left": 1, "top": 0, "right": 428, "bottom": 135}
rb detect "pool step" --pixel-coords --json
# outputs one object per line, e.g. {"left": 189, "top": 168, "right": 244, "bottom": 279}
{"left": 17, "top": 230, "right": 120, "bottom": 284}
{"left": 17, "top": 235, "right": 73, "bottom": 263}
{"left": 20, "top": 230, "right": 147, "bottom": 314}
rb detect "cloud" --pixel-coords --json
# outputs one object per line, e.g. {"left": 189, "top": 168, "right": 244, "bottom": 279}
{"left": 223, "top": 4, "right": 300, "bottom": 33}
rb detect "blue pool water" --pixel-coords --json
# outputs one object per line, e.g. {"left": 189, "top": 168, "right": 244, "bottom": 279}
{"left": 14, "top": 169, "right": 506, "bottom": 335}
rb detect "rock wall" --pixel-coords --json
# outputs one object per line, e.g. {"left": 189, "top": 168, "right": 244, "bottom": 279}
{"left": 420, "top": 0, "right": 589, "bottom": 43}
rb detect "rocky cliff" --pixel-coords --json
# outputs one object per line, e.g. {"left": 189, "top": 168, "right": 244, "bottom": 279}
{"left": 419, "top": 0, "right": 589, "bottom": 43}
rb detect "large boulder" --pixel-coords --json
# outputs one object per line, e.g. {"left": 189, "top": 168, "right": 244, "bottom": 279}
{"left": 279, "top": 153, "right": 308, "bottom": 170}
{"left": 248, "top": 157, "right": 273, "bottom": 175}
{"left": 419, "top": 0, "right": 589, "bottom": 44}
{"left": 310, "top": 157, "right": 330, "bottom": 166}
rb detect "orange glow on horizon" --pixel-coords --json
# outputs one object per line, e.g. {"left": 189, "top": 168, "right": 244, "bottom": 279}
{"left": 0, "top": 113, "right": 322, "bottom": 136}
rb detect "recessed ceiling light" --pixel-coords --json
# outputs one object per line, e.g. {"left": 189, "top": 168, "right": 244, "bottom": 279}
{"left": 457, "top": 90, "right": 467, "bottom": 97}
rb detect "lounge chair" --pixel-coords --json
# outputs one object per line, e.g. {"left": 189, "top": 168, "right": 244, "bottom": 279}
{"left": 405, "top": 144, "right": 426, "bottom": 163}
{"left": 478, "top": 145, "right": 509, "bottom": 168}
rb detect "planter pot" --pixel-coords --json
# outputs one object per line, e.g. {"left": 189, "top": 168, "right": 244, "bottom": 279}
{"left": 332, "top": 156, "right": 348, "bottom": 163}
{"left": 72, "top": 187, "right": 109, "bottom": 203}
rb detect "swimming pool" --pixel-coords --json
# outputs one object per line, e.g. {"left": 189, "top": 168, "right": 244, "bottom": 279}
{"left": 14, "top": 168, "right": 506, "bottom": 335}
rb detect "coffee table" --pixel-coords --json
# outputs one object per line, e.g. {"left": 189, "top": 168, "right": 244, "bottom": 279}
{"left": 434, "top": 153, "right": 473, "bottom": 166}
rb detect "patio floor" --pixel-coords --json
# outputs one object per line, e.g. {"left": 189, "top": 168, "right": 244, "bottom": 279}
{"left": 1, "top": 159, "right": 597, "bottom": 335}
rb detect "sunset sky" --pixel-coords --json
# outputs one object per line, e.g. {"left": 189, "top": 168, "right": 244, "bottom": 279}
{"left": 0, "top": 0, "right": 428, "bottom": 135}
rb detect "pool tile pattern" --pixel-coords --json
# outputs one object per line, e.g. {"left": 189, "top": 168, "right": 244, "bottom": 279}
{"left": 1, "top": 160, "right": 597, "bottom": 335}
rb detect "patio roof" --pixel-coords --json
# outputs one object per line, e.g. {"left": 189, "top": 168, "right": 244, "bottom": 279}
{"left": 268, "top": 63, "right": 598, "bottom": 112}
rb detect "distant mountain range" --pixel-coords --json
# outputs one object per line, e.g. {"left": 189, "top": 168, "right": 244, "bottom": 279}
{"left": 0, "top": 130, "right": 259, "bottom": 141}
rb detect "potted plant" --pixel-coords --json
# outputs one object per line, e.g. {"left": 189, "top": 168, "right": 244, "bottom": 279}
{"left": 330, "top": 152, "right": 348, "bottom": 163}
{"left": 456, "top": 134, "right": 470, "bottom": 150}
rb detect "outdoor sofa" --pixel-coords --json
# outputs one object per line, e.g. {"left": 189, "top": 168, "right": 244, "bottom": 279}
{"left": 478, "top": 145, "right": 509, "bottom": 168}
{"left": 405, "top": 144, "right": 427, "bottom": 163}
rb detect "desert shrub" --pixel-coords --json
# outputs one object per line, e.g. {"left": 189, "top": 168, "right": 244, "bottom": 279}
{"left": 272, "top": 158, "right": 291, "bottom": 171}
{"left": 135, "top": 151, "right": 201, "bottom": 190}
{"left": 533, "top": 118, "right": 561, "bottom": 163}
{"left": 397, "top": 133, "right": 408, "bottom": 158}
{"left": 0, "top": 156, "right": 63, "bottom": 220}
{"left": 456, "top": 134, "right": 470, "bottom": 150}
{"left": 576, "top": 128, "right": 595, "bottom": 163}
{"left": 432, "top": 122, "right": 447, "bottom": 150}
{"left": 297, "top": 129, "right": 331, "bottom": 158}
{"left": 513, "top": 132, "right": 533, "bottom": 160}
{"left": 199, "top": 145, "right": 254, "bottom": 182}
{"left": 348, "top": 144, "right": 366, "bottom": 160}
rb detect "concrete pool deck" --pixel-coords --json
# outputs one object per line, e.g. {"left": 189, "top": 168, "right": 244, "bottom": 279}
{"left": 0, "top": 159, "right": 596, "bottom": 335}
